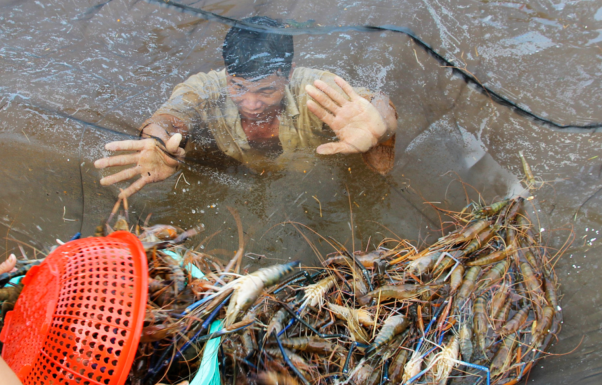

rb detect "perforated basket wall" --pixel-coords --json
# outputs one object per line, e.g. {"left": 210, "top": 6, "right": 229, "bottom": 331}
{"left": 0, "top": 231, "right": 148, "bottom": 385}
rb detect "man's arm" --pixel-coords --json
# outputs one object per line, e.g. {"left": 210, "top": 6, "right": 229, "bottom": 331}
{"left": 370, "top": 92, "right": 398, "bottom": 143}
{"left": 94, "top": 77, "right": 210, "bottom": 198}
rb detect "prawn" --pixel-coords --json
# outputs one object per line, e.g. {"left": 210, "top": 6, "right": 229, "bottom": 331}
{"left": 458, "top": 318, "right": 473, "bottom": 362}
{"left": 389, "top": 348, "right": 410, "bottom": 383}
{"left": 519, "top": 150, "right": 537, "bottom": 189}
{"left": 449, "top": 264, "right": 464, "bottom": 294}
{"left": 490, "top": 283, "right": 510, "bottom": 319}
{"left": 359, "top": 284, "right": 443, "bottom": 306}
{"left": 499, "top": 305, "right": 530, "bottom": 335}
{"left": 274, "top": 336, "right": 336, "bottom": 354}
{"left": 490, "top": 333, "right": 517, "bottom": 378}
{"left": 474, "top": 199, "right": 510, "bottom": 219}
{"left": 224, "top": 261, "right": 299, "bottom": 327}
{"left": 473, "top": 295, "right": 488, "bottom": 355}
{"left": 477, "top": 259, "right": 509, "bottom": 291}
{"left": 366, "top": 314, "right": 409, "bottom": 356}
{"left": 531, "top": 306, "right": 554, "bottom": 348}
{"left": 430, "top": 336, "right": 459, "bottom": 384}
{"left": 455, "top": 266, "right": 481, "bottom": 308}
{"left": 301, "top": 275, "right": 337, "bottom": 309}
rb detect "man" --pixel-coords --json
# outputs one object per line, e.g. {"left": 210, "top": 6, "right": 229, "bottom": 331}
{"left": 0, "top": 254, "right": 22, "bottom": 385}
{"left": 95, "top": 16, "right": 398, "bottom": 198}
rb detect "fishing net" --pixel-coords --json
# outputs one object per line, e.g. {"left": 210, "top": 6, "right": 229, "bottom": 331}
{"left": 1, "top": 0, "right": 601, "bottom": 383}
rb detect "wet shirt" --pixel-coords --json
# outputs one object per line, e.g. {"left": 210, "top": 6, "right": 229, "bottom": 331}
{"left": 142, "top": 67, "right": 394, "bottom": 173}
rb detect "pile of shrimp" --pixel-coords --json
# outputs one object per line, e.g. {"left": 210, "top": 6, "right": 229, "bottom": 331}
{"left": 0, "top": 154, "right": 561, "bottom": 384}
{"left": 94, "top": 193, "right": 561, "bottom": 385}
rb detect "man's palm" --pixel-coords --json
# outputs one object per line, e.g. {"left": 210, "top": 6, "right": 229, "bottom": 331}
{"left": 306, "top": 76, "right": 387, "bottom": 155}
{"left": 94, "top": 134, "right": 184, "bottom": 198}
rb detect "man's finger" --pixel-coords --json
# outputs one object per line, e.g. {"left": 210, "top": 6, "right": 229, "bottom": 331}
{"left": 307, "top": 100, "right": 335, "bottom": 127}
{"left": 333, "top": 76, "right": 359, "bottom": 101}
{"left": 100, "top": 166, "right": 139, "bottom": 186}
{"left": 0, "top": 254, "right": 17, "bottom": 275}
{"left": 305, "top": 85, "right": 341, "bottom": 115}
{"left": 316, "top": 141, "right": 359, "bottom": 155}
{"left": 313, "top": 79, "right": 348, "bottom": 106}
{"left": 105, "top": 139, "right": 150, "bottom": 152}
{"left": 118, "top": 176, "right": 151, "bottom": 198}
{"left": 166, "top": 133, "right": 183, "bottom": 154}
{"left": 94, "top": 153, "right": 139, "bottom": 169}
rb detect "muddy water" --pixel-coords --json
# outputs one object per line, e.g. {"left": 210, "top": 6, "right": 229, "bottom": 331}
{"left": 1, "top": 0, "right": 602, "bottom": 383}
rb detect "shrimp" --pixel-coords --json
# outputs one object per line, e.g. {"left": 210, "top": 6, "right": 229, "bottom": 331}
{"left": 459, "top": 319, "right": 473, "bottom": 362}
{"left": 323, "top": 249, "right": 386, "bottom": 269}
{"left": 519, "top": 239, "right": 540, "bottom": 272}
{"left": 499, "top": 306, "right": 530, "bottom": 335}
{"left": 140, "top": 323, "right": 181, "bottom": 343}
{"left": 257, "top": 371, "right": 300, "bottom": 385}
{"left": 531, "top": 306, "right": 555, "bottom": 348}
{"left": 477, "top": 260, "right": 509, "bottom": 291}
{"left": 453, "top": 219, "right": 493, "bottom": 244}
{"left": 301, "top": 275, "right": 336, "bottom": 309}
{"left": 350, "top": 274, "right": 369, "bottom": 296}
{"left": 224, "top": 261, "right": 299, "bottom": 327}
{"left": 275, "top": 336, "right": 336, "bottom": 354}
{"left": 139, "top": 224, "right": 180, "bottom": 242}
{"left": 461, "top": 225, "right": 498, "bottom": 256}
{"left": 490, "top": 283, "right": 510, "bottom": 319}
{"left": 389, "top": 348, "right": 410, "bottom": 384}
{"left": 449, "top": 264, "right": 464, "bottom": 294}
{"left": 430, "top": 336, "right": 459, "bottom": 384}
{"left": 474, "top": 199, "right": 510, "bottom": 219}
{"left": 407, "top": 251, "right": 440, "bottom": 275}
{"left": 264, "top": 347, "right": 312, "bottom": 374}
{"left": 494, "top": 299, "right": 512, "bottom": 330}
{"left": 402, "top": 349, "right": 423, "bottom": 384}
{"left": 358, "top": 284, "right": 442, "bottom": 306}
{"left": 327, "top": 302, "right": 370, "bottom": 344}
{"left": 266, "top": 307, "right": 289, "bottom": 339}
{"left": 322, "top": 254, "right": 349, "bottom": 267}
{"left": 544, "top": 274, "right": 558, "bottom": 310}
{"left": 161, "top": 253, "right": 186, "bottom": 294}
{"left": 467, "top": 248, "right": 511, "bottom": 266}
{"left": 490, "top": 333, "right": 517, "bottom": 378}
{"left": 519, "top": 150, "right": 537, "bottom": 189}
{"left": 366, "top": 314, "right": 410, "bottom": 356}
{"left": 520, "top": 262, "right": 544, "bottom": 296}
{"left": 354, "top": 249, "right": 387, "bottom": 269}
{"left": 328, "top": 303, "right": 374, "bottom": 327}
{"left": 350, "top": 361, "right": 375, "bottom": 385}
{"left": 473, "top": 296, "right": 488, "bottom": 355}
{"left": 455, "top": 267, "right": 481, "bottom": 308}
{"left": 0, "top": 282, "right": 22, "bottom": 303}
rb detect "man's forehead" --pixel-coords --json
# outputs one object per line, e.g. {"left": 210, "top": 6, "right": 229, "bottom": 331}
{"left": 228, "top": 73, "right": 286, "bottom": 89}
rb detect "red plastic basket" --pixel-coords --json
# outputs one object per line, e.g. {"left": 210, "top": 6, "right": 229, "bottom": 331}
{"left": 0, "top": 231, "right": 148, "bottom": 385}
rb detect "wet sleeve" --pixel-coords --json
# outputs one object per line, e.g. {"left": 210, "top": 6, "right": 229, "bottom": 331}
{"left": 139, "top": 71, "right": 222, "bottom": 138}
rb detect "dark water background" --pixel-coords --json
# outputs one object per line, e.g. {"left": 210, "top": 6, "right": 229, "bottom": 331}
{"left": 1, "top": 0, "right": 602, "bottom": 382}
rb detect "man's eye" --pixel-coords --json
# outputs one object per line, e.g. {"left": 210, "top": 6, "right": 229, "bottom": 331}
{"left": 261, "top": 91, "right": 275, "bottom": 97}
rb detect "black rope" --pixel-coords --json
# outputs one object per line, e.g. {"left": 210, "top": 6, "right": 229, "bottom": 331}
{"left": 144, "top": 0, "right": 602, "bottom": 131}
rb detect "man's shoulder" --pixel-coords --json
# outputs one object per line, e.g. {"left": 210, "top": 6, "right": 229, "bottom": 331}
{"left": 291, "top": 67, "right": 331, "bottom": 84}
{"left": 175, "top": 69, "right": 226, "bottom": 99}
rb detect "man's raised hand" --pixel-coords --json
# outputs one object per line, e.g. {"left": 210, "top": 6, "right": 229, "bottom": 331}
{"left": 94, "top": 133, "right": 185, "bottom": 198}
{"left": 305, "top": 76, "right": 387, "bottom": 155}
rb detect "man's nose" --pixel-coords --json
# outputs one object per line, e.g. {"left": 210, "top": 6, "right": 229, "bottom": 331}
{"left": 241, "top": 94, "right": 263, "bottom": 111}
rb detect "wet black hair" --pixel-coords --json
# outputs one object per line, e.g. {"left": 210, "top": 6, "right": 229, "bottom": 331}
{"left": 222, "top": 16, "right": 294, "bottom": 80}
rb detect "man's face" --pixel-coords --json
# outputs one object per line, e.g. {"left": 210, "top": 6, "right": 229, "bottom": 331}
{"left": 226, "top": 72, "right": 288, "bottom": 121}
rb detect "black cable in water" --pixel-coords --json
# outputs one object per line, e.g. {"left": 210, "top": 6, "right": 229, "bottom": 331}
{"left": 144, "top": 0, "right": 602, "bottom": 131}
